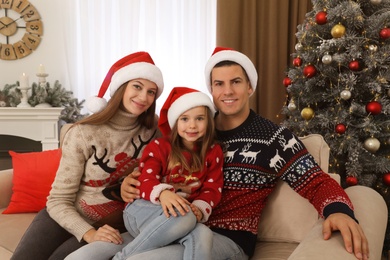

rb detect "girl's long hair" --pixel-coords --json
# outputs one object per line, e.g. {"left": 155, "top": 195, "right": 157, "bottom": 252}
{"left": 168, "top": 107, "right": 216, "bottom": 173}
{"left": 74, "top": 82, "right": 157, "bottom": 129}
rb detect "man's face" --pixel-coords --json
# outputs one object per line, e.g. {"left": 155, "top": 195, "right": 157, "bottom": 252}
{"left": 210, "top": 64, "right": 253, "bottom": 118}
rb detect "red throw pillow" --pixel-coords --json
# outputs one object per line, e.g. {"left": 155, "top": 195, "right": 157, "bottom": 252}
{"left": 2, "top": 149, "right": 62, "bottom": 214}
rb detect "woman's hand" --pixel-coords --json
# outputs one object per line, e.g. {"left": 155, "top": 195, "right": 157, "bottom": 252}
{"left": 83, "top": 224, "right": 123, "bottom": 244}
{"left": 120, "top": 171, "right": 141, "bottom": 203}
{"left": 159, "top": 190, "right": 190, "bottom": 218}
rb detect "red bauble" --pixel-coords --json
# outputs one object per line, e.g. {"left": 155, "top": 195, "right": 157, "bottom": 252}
{"left": 293, "top": 57, "right": 302, "bottom": 67}
{"left": 383, "top": 173, "right": 390, "bottom": 186}
{"left": 315, "top": 11, "right": 327, "bottom": 25}
{"left": 303, "top": 65, "right": 317, "bottom": 78}
{"left": 348, "top": 60, "right": 360, "bottom": 71}
{"left": 346, "top": 176, "right": 358, "bottom": 186}
{"left": 335, "top": 123, "right": 346, "bottom": 134}
{"left": 283, "top": 77, "right": 292, "bottom": 87}
{"left": 380, "top": 28, "right": 390, "bottom": 39}
{"left": 366, "top": 101, "right": 382, "bottom": 115}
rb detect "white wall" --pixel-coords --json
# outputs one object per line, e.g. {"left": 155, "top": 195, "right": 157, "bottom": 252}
{"left": 0, "top": 0, "right": 70, "bottom": 91}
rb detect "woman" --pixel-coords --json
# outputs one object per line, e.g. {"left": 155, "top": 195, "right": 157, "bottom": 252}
{"left": 11, "top": 51, "right": 164, "bottom": 260}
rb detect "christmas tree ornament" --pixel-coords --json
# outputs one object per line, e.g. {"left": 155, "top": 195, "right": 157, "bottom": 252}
{"left": 366, "top": 101, "right": 382, "bottom": 115}
{"left": 303, "top": 64, "right": 317, "bottom": 78}
{"left": 346, "top": 176, "right": 358, "bottom": 186}
{"left": 283, "top": 77, "right": 292, "bottom": 87}
{"left": 387, "top": 88, "right": 390, "bottom": 97}
{"left": 322, "top": 54, "right": 332, "bottom": 65}
{"left": 379, "top": 28, "right": 390, "bottom": 39}
{"left": 295, "top": 42, "right": 303, "bottom": 51}
{"left": 287, "top": 100, "right": 297, "bottom": 111}
{"left": 370, "top": 0, "right": 382, "bottom": 5}
{"left": 315, "top": 11, "right": 327, "bottom": 25}
{"left": 331, "top": 24, "right": 346, "bottom": 38}
{"left": 383, "top": 173, "right": 390, "bottom": 186}
{"left": 364, "top": 137, "right": 380, "bottom": 153}
{"left": 340, "top": 89, "right": 352, "bottom": 100}
{"left": 301, "top": 107, "right": 314, "bottom": 120}
{"left": 348, "top": 60, "right": 360, "bottom": 71}
{"left": 368, "top": 44, "right": 378, "bottom": 52}
{"left": 293, "top": 57, "right": 302, "bottom": 67}
{"left": 335, "top": 123, "right": 347, "bottom": 134}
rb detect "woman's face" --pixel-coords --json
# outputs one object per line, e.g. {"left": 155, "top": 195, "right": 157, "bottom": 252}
{"left": 122, "top": 79, "right": 157, "bottom": 115}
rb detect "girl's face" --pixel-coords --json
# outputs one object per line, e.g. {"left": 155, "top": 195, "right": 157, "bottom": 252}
{"left": 177, "top": 106, "right": 208, "bottom": 150}
{"left": 122, "top": 79, "right": 157, "bottom": 115}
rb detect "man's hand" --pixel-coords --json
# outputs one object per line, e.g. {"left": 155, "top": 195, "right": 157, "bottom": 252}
{"left": 159, "top": 190, "right": 190, "bottom": 218}
{"left": 83, "top": 224, "right": 123, "bottom": 244}
{"left": 323, "top": 213, "right": 369, "bottom": 260}
{"left": 120, "top": 171, "right": 141, "bottom": 203}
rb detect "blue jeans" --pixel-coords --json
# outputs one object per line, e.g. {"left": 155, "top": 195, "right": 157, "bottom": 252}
{"left": 113, "top": 199, "right": 213, "bottom": 260}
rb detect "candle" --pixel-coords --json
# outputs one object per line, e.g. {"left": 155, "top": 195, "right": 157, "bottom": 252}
{"left": 38, "top": 64, "right": 45, "bottom": 74}
{"left": 20, "top": 73, "right": 29, "bottom": 89}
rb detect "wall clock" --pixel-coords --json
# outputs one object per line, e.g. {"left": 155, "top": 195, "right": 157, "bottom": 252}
{"left": 0, "top": 0, "right": 43, "bottom": 60}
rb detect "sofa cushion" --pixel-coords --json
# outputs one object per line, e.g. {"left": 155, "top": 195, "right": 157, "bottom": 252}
{"left": 257, "top": 134, "right": 337, "bottom": 243}
{"left": 2, "top": 149, "right": 61, "bottom": 214}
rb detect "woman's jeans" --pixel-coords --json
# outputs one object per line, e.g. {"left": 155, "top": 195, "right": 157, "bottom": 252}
{"left": 113, "top": 199, "right": 213, "bottom": 260}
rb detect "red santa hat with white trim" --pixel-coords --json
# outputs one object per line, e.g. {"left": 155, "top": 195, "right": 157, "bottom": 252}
{"left": 86, "top": 51, "right": 164, "bottom": 113}
{"left": 158, "top": 87, "right": 216, "bottom": 136}
{"left": 204, "top": 46, "right": 258, "bottom": 96}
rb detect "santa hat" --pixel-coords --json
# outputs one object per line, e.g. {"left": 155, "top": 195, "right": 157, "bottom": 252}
{"left": 204, "top": 46, "right": 258, "bottom": 95}
{"left": 86, "top": 51, "right": 164, "bottom": 113}
{"left": 158, "top": 87, "right": 216, "bottom": 136}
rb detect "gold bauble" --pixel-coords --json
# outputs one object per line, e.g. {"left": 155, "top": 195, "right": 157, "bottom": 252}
{"left": 331, "top": 24, "right": 346, "bottom": 38}
{"left": 301, "top": 107, "right": 314, "bottom": 120}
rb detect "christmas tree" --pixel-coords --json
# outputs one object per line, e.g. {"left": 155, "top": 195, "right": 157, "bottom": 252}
{"left": 281, "top": 0, "right": 390, "bottom": 256}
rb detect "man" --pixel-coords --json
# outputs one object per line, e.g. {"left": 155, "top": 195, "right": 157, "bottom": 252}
{"left": 68, "top": 47, "right": 369, "bottom": 260}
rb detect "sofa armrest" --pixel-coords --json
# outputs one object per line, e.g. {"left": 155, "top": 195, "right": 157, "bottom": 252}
{"left": 0, "top": 169, "right": 14, "bottom": 209}
{"left": 288, "top": 185, "right": 387, "bottom": 260}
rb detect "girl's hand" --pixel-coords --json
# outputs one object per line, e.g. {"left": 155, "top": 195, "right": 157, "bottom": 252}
{"left": 159, "top": 190, "right": 190, "bottom": 218}
{"left": 120, "top": 171, "right": 141, "bottom": 203}
{"left": 190, "top": 204, "right": 203, "bottom": 222}
{"left": 83, "top": 224, "right": 123, "bottom": 244}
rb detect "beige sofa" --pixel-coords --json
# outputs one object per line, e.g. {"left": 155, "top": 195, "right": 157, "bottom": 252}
{"left": 0, "top": 130, "right": 388, "bottom": 260}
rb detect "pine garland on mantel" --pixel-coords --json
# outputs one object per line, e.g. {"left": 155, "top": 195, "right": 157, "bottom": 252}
{"left": 0, "top": 80, "right": 88, "bottom": 123}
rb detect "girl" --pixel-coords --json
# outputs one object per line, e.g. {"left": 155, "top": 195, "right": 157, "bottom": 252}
{"left": 11, "top": 51, "right": 164, "bottom": 260}
{"left": 113, "top": 87, "right": 224, "bottom": 260}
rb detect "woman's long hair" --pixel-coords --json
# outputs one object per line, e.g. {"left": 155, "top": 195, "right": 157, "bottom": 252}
{"left": 74, "top": 82, "right": 157, "bottom": 129}
{"left": 168, "top": 107, "right": 216, "bottom": 173}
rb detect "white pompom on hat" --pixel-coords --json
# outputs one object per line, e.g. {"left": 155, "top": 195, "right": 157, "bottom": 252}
{"left": 86, "top": 51, "right": 164, "bottom": 113}
{"left": 158, "top": 87, "right": 216, "bottom": 136}
{"left": 204, "top": 46, "right": 258, "bottom": 96}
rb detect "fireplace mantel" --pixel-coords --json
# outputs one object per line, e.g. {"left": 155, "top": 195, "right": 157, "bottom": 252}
{"left": 0, "top": 107, "right": 63, "bottom": 150}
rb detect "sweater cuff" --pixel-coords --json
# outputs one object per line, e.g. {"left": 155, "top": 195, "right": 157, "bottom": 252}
{"left": 323, "top": 202, "right": 358, "bottom": 223}
{"left": 149, "top": 183, "right": 174, "bottom": 205}
{"left": 192, "top": 199, "right": 212, "bottom": 222}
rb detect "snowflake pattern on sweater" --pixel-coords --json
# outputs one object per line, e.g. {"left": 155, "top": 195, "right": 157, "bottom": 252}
{"left": 206, "top": 110, "right": 354, "bottom": 257}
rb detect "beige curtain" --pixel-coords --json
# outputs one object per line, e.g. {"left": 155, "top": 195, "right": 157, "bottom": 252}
{"left": 216, "top": 0, "right": 312, "bottom": 123}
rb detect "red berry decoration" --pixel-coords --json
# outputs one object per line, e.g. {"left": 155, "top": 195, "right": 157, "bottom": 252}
{"left": 315, "top": 11, "right": 327, "bottom": 25}
{"left": 383, "top": 173, "right": 390, "bottom": 186}
{"left": 293, "top": 57, "right": 302, "bottom": 67}
{"left": 348, "top": 60, "right": 360, "bottom": 71}
{"left": 366, "top": 101, "right": 382, "bottom": 115}
{"left": 346, "top": 176, "right": 358, "bottom": 186}
{"left": 303, "top": 64, "right": 317, "bottom": 78}
{"left": 380, "top": 28, "right": 390, "bottom": 39}
{"left": 283, "top": 77, "right": 292, "bottom": 87}
{"left": 335, "top": 123, "right": 346, "bottom": 134}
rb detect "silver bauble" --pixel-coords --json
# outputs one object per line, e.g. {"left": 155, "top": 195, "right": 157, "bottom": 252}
{"left": 295, "top": 43, "right": 303, "bottom": 51}
{"left": 368, "top": 44, "right": 378, "bottom": 52}
{"left": 322, "top": 54, "right": 332, "bottom": 65}
{"left": 340, "top": 89, "right": 352, "bottom": 100}
{"left": 370, "top": 0, "right": 382, "bottom": 4}
{"left": 288, "top": 102, "right": 297, "bottom": 111}
{"left": 364, "top": 137, "right": 380, "bottom": 153}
